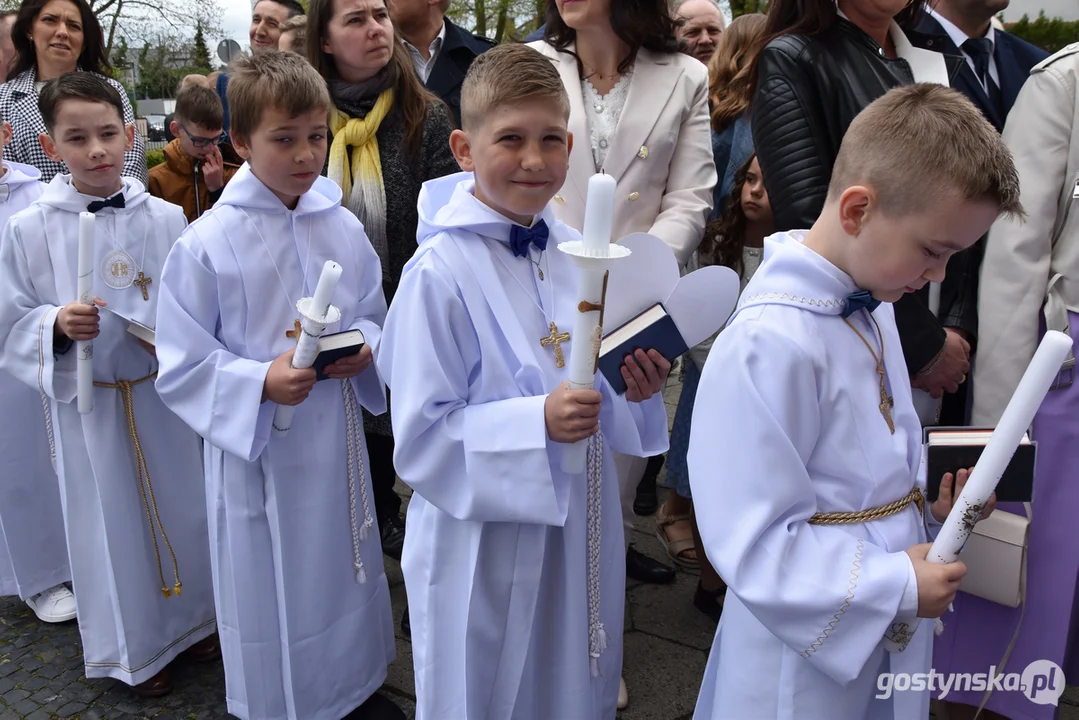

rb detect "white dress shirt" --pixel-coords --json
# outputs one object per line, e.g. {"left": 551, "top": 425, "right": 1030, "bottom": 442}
{"left": 927, "top": 7, "right": 1000, "bottom": 92}
{"left": 403, "top": 21, "right": 446, "bottom": 84}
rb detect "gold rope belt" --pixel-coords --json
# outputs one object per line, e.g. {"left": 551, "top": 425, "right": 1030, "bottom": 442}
{"left": 808, "top": 487, "right": 924, "bottom": 525}
{"left": 93, "top": 372, "right": 181, "bottom": 598}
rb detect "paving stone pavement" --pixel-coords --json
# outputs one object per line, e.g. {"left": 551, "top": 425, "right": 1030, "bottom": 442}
{"left": 1, "top": 374, "right": 1077, "bottom": 719}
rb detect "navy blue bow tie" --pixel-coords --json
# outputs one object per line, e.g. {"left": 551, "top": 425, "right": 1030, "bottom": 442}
{"left": 842, "top": 290, "right": 881, "bottom": 318}
{"left": 509, "top": 220, "right": 549, "bottom": 258}
{"left": 87, "top": 193, "right": 125, "bottom": 213}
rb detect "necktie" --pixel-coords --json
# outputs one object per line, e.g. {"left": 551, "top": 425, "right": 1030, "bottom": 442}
{"left": 961, "top": 37, "right": 1005, "bottom": 118}
{"left": 87, "top": 193, "right": 125, "bottom": 213}
{"left": 509, "top": 219, "right": 550, "bottom": 258}
{"left": 842, "top": 289, "right": 881, "bottom": 318}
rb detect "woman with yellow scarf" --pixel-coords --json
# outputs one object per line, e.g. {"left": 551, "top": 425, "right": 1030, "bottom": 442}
{"left": 308, "top": 0, "right": 459, "bottom": 571}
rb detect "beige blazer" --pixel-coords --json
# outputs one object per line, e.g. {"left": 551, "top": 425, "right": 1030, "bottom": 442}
{"left": 973, "top": 43, "right": 1079, "bottom": 425}
{"left": 529, "top": 41, "right": 716, "bottom": 266}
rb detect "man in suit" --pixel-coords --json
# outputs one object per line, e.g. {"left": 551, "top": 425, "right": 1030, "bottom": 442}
{"left": 913, "top": 1, "right": 1047, "bottom": 426}
{"left": 390, "top": 0, "right": 495, "bottom": 128}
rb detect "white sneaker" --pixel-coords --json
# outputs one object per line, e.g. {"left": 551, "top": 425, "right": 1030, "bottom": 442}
{"left": 618, "top": 676, "right": 628, "bottom": 710}
{"left": 26, "top": 584, "right": 77, "bottom": 623}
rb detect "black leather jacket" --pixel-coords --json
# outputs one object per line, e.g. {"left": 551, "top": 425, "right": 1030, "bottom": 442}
{"left": 752, "top": 18, "right": 970, "bottom": 374}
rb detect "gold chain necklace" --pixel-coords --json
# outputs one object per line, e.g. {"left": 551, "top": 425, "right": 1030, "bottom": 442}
{"left": 843, "top": 312, "right": 895, "bottom": 434}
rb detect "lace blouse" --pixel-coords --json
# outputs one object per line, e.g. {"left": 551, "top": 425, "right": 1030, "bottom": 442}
{"left": 582, "top": 71, "right": 632, "bottom": 171}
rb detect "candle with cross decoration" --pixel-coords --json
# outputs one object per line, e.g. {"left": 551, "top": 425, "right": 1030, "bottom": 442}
{"left": 558, "top": 173, "right": 630, "bottom": 474}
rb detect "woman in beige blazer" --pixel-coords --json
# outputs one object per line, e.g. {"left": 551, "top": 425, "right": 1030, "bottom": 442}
{"left": 530, "top": 0, "right": 716, "bottom": 710}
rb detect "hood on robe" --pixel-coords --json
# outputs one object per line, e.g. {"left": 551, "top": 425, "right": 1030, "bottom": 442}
{"left": 215, "top": 162, "right": 342, "bottom": 216}
{"left": 735, "top": 230, "right": 864, "bottom": 320}
{"left": 37, "top": 173, "right": 152, "bottom": 214}
{"left": 416, "top": 171, "right": 557, "bottom": 247}
{"left": 1, "top": 161, "right": 41, "bottom": 189}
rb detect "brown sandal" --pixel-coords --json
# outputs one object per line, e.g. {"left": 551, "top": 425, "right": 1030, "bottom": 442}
{"left": 655, "top": 505, "right": 699, "bottom": 569}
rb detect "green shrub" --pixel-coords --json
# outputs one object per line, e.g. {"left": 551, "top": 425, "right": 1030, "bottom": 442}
{"left": 1006, "top": 12, "right": 1079, "bottom": 54}
{"left": 146, "top": 149, "right": 165, "bottom": 169}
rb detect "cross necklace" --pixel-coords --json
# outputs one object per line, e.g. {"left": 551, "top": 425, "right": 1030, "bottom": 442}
{"left": 843, "top": 311, "right": 895, "bottom": 434}
{"left": 98, "top": 215, "right": 153, "bottom": 301}
{"left": 488, "top": 240, "right": 568, "bottom": 367}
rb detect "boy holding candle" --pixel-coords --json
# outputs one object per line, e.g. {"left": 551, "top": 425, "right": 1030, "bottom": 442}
{"left": 376, "top": 44, "right": 670, "bottom": 719}
{"left": 0, "top": 72, "right": 217, "bottom": 696}
{"left": 154, "top": 52, "right": 402, "bottom": 720}
{"left": 0, "top": 110, "right": 75, "bottom": 625}
{"left": 687, "top": 84, "right": 1015, "bottom": 720}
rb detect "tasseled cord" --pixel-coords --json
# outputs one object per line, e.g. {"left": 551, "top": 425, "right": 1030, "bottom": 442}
{"left": 343, "top": 378, "right": 375, "bottom": 584}
{"left": 586, "top": 425, "right": 608, "bottom": 677}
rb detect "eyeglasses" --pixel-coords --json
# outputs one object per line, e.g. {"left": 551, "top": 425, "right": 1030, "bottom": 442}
{"left": 179, "top": 122, "right": 228, "bottom": 148}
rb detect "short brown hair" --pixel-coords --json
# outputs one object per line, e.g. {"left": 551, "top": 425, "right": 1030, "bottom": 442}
{"left": 828, "top": 83, "right": 1022, "bottom": 218}
{"left": 280, "top": 14, "right": 307, "bottom": 54}
{"left": 459, "top": 44, "right": 569, "bottom": 132}
{"left": 226, "top": 50, "right": 331, "bottom": 141}
{"left": 39, "top": 72, "right": 125, "bottom": 133}
{"left": 175, "top": 84, "right": 224, "bottom": 130}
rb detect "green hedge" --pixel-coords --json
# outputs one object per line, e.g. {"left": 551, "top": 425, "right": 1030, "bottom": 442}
{"left": 146, "top": 149, "right": 165, "bottom": 169}
{"left": 1005, "top": 12, "right": 1079, "bottom": 54}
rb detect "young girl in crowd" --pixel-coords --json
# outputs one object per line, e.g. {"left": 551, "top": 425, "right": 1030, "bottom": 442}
{"left": 655, "top": 12, "right": 767, "bottom": 577}
{"left": 662, "top": 155, "right": 773, "bottom": 620}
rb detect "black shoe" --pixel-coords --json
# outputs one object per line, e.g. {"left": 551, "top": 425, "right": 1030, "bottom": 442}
{"left": 346, "top": 691, "right": 406, "bottom": 720}
{"left": 380, "top": 514, "right": 405, "bottom": 561}
{"left": 633, "top": 456, "right": 663, "bottom": 516}
{"left": 694, "top": 581, "right": 726, "bottom": 623}
{"left": 400, "top": 602, "right": 410, "bottom": 639}
{"left": 626, "top": 545, "right": 675, "bottom": 584}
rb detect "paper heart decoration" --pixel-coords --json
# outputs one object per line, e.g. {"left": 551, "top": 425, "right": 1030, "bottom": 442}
{"left": 602, "top": 232, "right": 742, "bottom": 349}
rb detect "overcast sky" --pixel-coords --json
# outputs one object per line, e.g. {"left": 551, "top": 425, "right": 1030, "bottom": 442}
{"left": 220, "top": 0, "right": 253, "bottom": 57}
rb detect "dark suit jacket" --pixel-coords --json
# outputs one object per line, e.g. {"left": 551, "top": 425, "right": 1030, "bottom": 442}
{"left": 426, "top": 18, "right": 496, "bottom": 127}
{"left": 912, "top": 17, "right": 1048, "bottom": 350}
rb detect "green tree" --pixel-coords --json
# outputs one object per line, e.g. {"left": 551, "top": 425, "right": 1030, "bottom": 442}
{"left": 192, "top": 22, "right": 212, "bottom": 73}
{"left": 730, "top": 0, "right": 767, "bottom": 18}
{"left": 136, "top": 40, "right": 178, "bottom": 98}
{"left": 1005, "top": 12, "right": 1079, "bottom": 54}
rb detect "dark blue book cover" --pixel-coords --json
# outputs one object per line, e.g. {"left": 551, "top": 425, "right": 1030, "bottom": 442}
{"left": 313, "top": 329, "right": 365, "bottom": 381}
{"left": 599, "top": 306, "right": 688, "bottom": 394}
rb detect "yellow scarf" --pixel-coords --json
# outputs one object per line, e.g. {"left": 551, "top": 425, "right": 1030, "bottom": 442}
{"left": 328, "top": 88, "right": 394, "bottom": 202}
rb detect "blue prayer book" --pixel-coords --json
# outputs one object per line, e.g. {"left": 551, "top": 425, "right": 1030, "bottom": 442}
{"left": 598, "top": 303, "right": 688, "bottom": 395}
{"left": 313, "top": 329, "right": 365, "bottom": 381}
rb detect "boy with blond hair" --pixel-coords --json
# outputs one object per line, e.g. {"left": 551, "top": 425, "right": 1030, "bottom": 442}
{"left": 688, "top": 84, "right": 1019, "bottom": 719}
{"left": 155, "top": 51, "right": 400, "bottom": 720}
{"left": 150, "top": 84, "right": 241, "bottom": 222}
{"left": 377, "top": 43, "right": 671, "bottom": 718}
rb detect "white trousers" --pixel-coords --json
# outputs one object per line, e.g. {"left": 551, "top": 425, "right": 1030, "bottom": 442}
{"left": 613, "top": 452, "right": 647, "bottom": 552}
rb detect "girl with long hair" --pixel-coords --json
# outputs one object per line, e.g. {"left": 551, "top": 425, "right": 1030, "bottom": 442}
{"left": 666, "top": 154, "right": 772, "bottom": 621}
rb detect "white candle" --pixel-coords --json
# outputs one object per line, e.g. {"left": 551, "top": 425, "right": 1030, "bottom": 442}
{"left": 929, "top": 329, "right": 1073, "bottom": 563}
{"left": 76, "top": 212, "right": 95, "bottom": 415}
{"left": 581, "top": 173, "right": 616, "bottom": 256}
{"left": 561, "top": 175, "right": 618, "bottom": 474}
{"left": 310, "top": 261, "right": 342, "bottom": 321}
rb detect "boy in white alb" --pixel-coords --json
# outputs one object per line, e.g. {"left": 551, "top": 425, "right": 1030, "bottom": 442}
{"left": 377, "top": 45, "right": 670, "bottom": 719}
{"left": 154, "top": 53, "right": 401, "bottom": 720}
{"left": 0, "top": 114, "right": 74, "bottom": 624}
{"left": 688, "top": 85, "right": 1017, "bottom": 719}
{"left": 0, "top": 73, "right": 216, "bottom": 696}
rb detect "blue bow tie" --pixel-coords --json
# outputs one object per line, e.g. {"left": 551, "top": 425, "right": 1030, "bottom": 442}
{"left": 509, "top": 220, "right": 549, "bottom": 258}
{"left": 842, "top": 290, "right": 881, "bottom": 318}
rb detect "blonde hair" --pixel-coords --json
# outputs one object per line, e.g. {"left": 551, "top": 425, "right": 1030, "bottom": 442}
{"left": 828, "top": 83, "right": 1022, "bottom": 217}
{"left": 459, "top": 44, "right": 569, "bottom": 132}
{"left": 280, "top": 14, "right": 307, "bottom": 54}
{"left": 179, "top": 73, "right": 209, "bottom": 90}
{"left": 708, "top": 12, "right": 766, "bottom": 133}
{"left": 226, "top": 50, "right": 331, "bottom": 141}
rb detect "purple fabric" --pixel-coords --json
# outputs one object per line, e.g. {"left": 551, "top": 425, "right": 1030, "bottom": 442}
{"left": 931, "top": 313, "right": 1079, "bottom": 718}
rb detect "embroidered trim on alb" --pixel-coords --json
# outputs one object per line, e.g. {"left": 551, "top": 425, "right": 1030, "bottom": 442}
{"left": 741, "top": 292, "right": 844, "bottom": 310}
{"left": 801, "top": 537, "right": 864, "bottom": 658}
